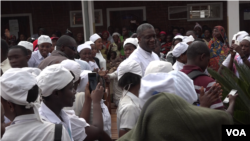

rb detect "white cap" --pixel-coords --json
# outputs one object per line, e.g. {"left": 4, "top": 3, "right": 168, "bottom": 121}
{"left": 77, "top": 43, "right": 91, "bottom": 53}
{"left": 61, "top": 59, "right": 82, "bottom": 83}
{"left": 139, "top": 71, "right": 198, "bottom": 107}
{"left": 117, "top": 59, "right": 142, "bottom": 80}
{"left": 90, "top": 33, "right": 101, "bottom": 43}
{"left": 36, "top": 64, "right": 74, "bottom": 97}
{"left": 232, "top": 34, "right": 237, "bottom": 41}
{"left": 236, "top": 31, "right": 249, "bottom": 42}
{"left": 183, "top": 35, "right": 194, "bottom": 43}
{"left": 112, "top": 32, "right": 121, "bottom": 37}
{"left": 18, "top": 41, "right": 33, "bottom": 51}
{"left": 242, "top": 36, "right": 250, "bottom": 43}
{"left": 84, "top": 41, "right": 94, "bottom": 45}
{"left": 1, "top": 68, "right": 43, "bottom": 122}
{"left": 38, "top": 35, "right": 52, "bottom": 45}
{"left": 145, "top": 61, "right": 172, "bottom": 76}
{"left": 76, "top": 70, "right": 92, "bottom": 92}
{"left": 123, "top": 38, "right": 138, "bottom": 48}
{"left": 172, "top": 42, "right": 189, "bottom": 58}
{"left": 174, "top": 35, "right": 184, "bottom": 40}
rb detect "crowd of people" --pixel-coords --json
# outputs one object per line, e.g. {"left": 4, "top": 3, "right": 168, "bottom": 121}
{"left": 1, "top": 21, "right": 250, "bottom": 141}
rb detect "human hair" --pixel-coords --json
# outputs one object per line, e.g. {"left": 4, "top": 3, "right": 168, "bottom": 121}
{"left": 187, "top": 41, "right": 210, "bottom": 60}
{"left": 1, "top": 39, "right": 9, "bottom": 55}
{"left": 56, "top": 35, "right": 75, "bottom": 50}
{"left": 137, "top": 23, "right": 154, "bottom": 37}
{"left": 9, "top": 45, "right": 28, "bottom": 56}
{"left": 118, "top": 73, "right": 141, "bottom": 90}
{"left": 26, "top": 85, "right": 39, "bottom": 103}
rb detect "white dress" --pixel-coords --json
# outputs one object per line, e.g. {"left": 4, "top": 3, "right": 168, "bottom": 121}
{"left": 95, "top": 51, "right": 107, "bottom": 70}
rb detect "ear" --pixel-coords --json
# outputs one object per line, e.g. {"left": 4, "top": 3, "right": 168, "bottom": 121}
{"left": 27, "top": 54, "right": 31, "bottom": 60}
{"left": 200, "top": 53, "right": 206, "bottom": 61}
{"left": 7, "top": 101, "right": 15, "bottom": 112}
{"left": 60, "top": 46, "right": 65, "bottom": 52}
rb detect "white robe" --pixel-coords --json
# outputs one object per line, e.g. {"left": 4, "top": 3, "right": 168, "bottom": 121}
{"left": 95, "top": 51, "right": 107, "bottom": 70}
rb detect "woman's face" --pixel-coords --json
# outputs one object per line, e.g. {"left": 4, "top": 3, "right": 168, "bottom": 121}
{"left": 213, "top": 28, "right": 221, "bottom": 39}
{"left": 91, "top": 44, "right": 97, "bottom": 57}
{"left": 80, "top": 48, "right": 92, "bottom": 62}
{"left": 102, "top": 32, "right": 108, "bottom": 39}
{"left": 240, "top": 40, "right": 250, "bottom": 56}
{"left": 113, "top": 35, "right": 119, "bottom": 43}
{"left": 95, "top": 38, "right": 103, "bottom": 51}
{"left": 124, "top": 44, "right": 135, "bottom": 58}
{"left": 204, "top": 30, "right": 211, "bottom": 38}
{"left": 172, "top": 29, "right": 179, "bottom": 36}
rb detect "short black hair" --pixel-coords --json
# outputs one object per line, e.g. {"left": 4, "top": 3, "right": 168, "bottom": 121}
{"left": 56, "top": 35, "right": 76, "bottom": 49}
{"left": 187, "top": 41, "right": 210, "bottom": 60}
{"left": 9, "top": 45, "right": 28, "bottom": 56}
{"left": 118, "top": 72, "right": 141, "bottom": 90}
{"left": 1, "top": 39, "right": 9, "bottom": 55}
{"left": 137, "top": 23, "right": 154, "bottom": 37}
{"left": 27, "top": 85, "right": 39, "bottom": 103}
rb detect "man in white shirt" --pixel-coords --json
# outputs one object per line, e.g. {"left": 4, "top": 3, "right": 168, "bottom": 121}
{"left": 172, "top": 42, "right": 188, "bottom": 71}
{"left": 127, "top": 23, "right": 160, "bottom": 75}
{"left": 37, "top": 64, "right": 111, "bottom": 141}
{"left": 28, "top": 35, "right": 52, "bottom": 67}
{"left": 1, "top": 68, "right": 71, "bottom": 141}
{"left": 1, "top": 39, "right": 11, "bottom": 74}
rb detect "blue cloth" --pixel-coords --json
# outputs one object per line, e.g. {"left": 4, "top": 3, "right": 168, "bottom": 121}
{"left": 75, "top": 59, "right": 91, "bottom": 71}
{"left": 28, "top": 50, "right": 50, "bottom": 68}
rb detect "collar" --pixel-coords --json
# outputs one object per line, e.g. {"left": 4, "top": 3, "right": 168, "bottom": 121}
{"left": 138, "top": 45, "right": 152, "bottom": 59}
{"left": 12, "top": 114, "right": 37, "bottom": 123}
{"left": 40, "top": 102, "right": 69, "bottom": 124}
{"left": 51, "top": 50, "right": 67, "bottom": 57}
{"left": 182, "top": 65, "right": 203, "bottom": 72}
{"left": 1, "top": 58, "right": 9, "bottom": 66}
{"left": 123, "top": 91, "right": 142, "bottom": 109}
{"left": 176, "top": 61, "right": 185, "bottom": 66}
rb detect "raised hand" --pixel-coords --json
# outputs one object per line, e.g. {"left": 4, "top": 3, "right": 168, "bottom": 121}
{"left": 91, "top": 83, "right": 104, "bottom": 103}
{"left": 98, "top": 68, "right": 108, "bottom": 77}
{"left": 199, "top": 83, "right": 222, "bottom": 108}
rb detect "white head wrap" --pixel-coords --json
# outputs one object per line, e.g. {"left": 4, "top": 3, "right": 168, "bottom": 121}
{"left": 38, "top": 35, "right": 52, "bottom": 45}
{"left": 117, "top": 59, "right": 142, "bottom": 80}
{"left": 90, "top": 33, "right": 101, "bottom": 43}
{"left": 77, "top": 43, "right": 91, "bottom": 53}
{"left": 1, "top": 68, "right": 43, "bottom": 122}
{"left": 183, "top": 35, "right": 194, "bottom": 43}
{"left": 123, "top": 38, "right": 138, "bottom": 48}
{"left": 76, "top": 70, "right": 92, "bottom": 92}
{"left": 236, "top": 31, "right": 249, "bottom": 42}
{"left": 172, "top": 42, "right": 189, "bottom": 58}
{"left": 84, "top": 41, "right": 94, "bottom": 45}
{"left": 232, "top": 34, "right": 237, "bottom": 41}
{"left": 36, "top": 64, "right": 74, "bottom": 97}
{"left": 241, "top": 36, "right": 250, "bottom": 43}
{"left": 145, "top": 61, "right": 172, "bottom": 76}
{"left": 139, "top": 71, "right": 198, "bottom": 107}
{"left": 194, "top": 22, "right": 202, "bottom": 30}
{"left": 61, "top": 59, "right": 82, "bottom": 83}
{"left": 18, "top": 41, "right": 33, "bottom": 51}
{"left": 112, "top": 32, "right": 121, "bottom": 37}
{"left": 174, "top": 35, "right": 184, "bottom": 40}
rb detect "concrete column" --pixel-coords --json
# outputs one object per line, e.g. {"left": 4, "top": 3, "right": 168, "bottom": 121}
{"left": 227, "top": 0, "right": 239, "bottom": 45}
{"left": 81, "top": 0, "right": 95, "bottom": 42}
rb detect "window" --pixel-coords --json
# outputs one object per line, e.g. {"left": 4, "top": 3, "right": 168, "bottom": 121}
{"left": 187, "top": 3, "right": 223, "bottom": 21}
{"left": 168, "top": 6, "right": 187, "bottom": 20}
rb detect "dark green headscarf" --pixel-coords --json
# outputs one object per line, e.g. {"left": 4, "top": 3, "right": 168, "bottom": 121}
{"left": 118, "top": 93, "right": 233, "bottom": 141}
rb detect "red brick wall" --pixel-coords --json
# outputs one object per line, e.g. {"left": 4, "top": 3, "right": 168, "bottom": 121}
{"left": 1, "top": 1, "right": 228, "bottom": 38}
{"left": 94, "top": 1, "right": 228, "bottom": 35}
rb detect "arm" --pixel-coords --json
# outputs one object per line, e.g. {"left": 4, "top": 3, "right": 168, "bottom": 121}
{"left": 225, "top": 94, "right": 238, "bottom": 116}
{"left": 228, "top": 45, "right": 237, "bottom": 71}
{"left": 119, "top": 129, "right": 130, "bottom": 138}
{"left": 80, "top": 83, "right": 92, "bottom": 123}
{"left": 84, "top": 83, "right": 111, "bottom": 141}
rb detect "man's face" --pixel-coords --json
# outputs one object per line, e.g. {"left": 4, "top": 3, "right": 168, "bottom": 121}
{"left": 8, "top": 48, "right": 29, "bottom": 68}
{"left": 138, "top": 28, "right": 156, "bottom": 52}
{"left": 77, "top": 33, "right": 83, "bottom": 42}
{"left": 38, "top": 43, "right": 52, "bottom": 58}
{"left": 64, "top": 41, "right": 77, "bottom": 60}
{"left": 59, "top": 81, "right": 76, "bottom": 107}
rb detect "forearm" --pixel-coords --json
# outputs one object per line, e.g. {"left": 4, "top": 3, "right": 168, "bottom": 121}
{"left": 92, "top": 101, "right": 103, "bottom": 130}
{"left": 119, "top": 129, "right": 130, "bottom": 138}
{"left": 98, "top": 130, "right": 112, "bottom": 141}
{"left": 228, "top": 57, "right": 235, "bottom": 71}
{"left": 226, "top": 101, "right": 236, "bottom": 116}
{"left": 80, "top": 97, "right": 92, "bottom": 123}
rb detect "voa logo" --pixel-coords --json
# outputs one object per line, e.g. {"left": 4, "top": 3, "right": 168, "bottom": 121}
{"left": 226, "top": 129, "right": 246, "bottom": 136}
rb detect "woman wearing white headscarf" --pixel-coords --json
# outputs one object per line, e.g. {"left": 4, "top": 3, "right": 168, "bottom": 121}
{"left": 172, "top": 42, "right": 188, "bottom": 71}
{"left": 90, "top": 33, "right": 107, "bottom": 70}
{"left": 117, "top": 59, "right": 142, "bottom": 137}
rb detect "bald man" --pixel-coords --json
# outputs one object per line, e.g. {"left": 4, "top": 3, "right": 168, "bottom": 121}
{"left": 38, "top": 35, "right": 77, "bottom": 70}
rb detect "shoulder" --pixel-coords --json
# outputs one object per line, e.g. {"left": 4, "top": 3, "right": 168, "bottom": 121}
{"left": 194, "top": 75, "right": 215, "bottom": 89}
